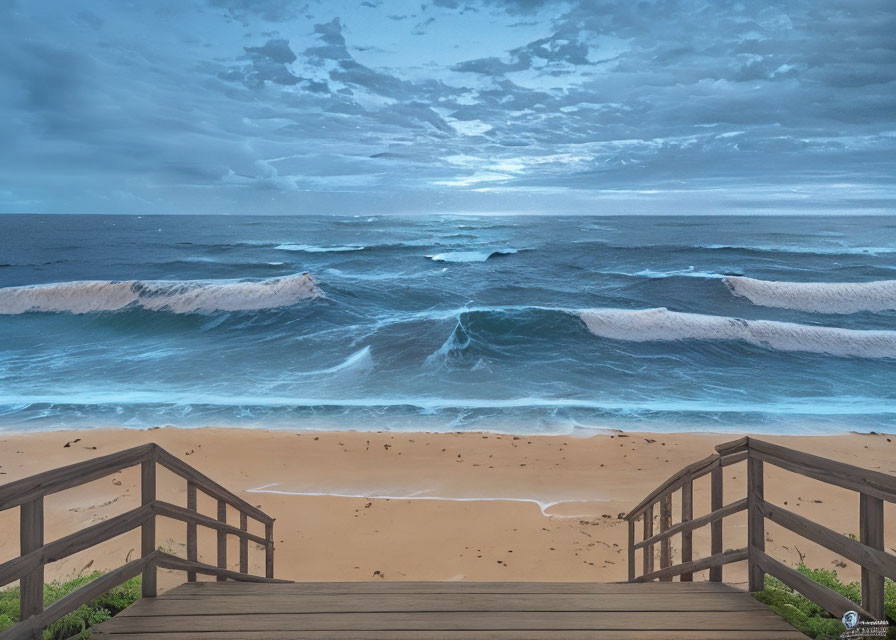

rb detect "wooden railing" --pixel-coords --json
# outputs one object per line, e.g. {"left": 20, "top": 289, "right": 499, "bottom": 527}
{"left": 626, "top": 436, "right": 896, "bottom": 622}
{"left": 0, "top": 443, "right": 287, "bottom": 640}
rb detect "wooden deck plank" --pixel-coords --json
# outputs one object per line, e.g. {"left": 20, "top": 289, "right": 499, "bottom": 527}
{"left": 160, "top": 580, "right": 741, "bottom": 596}
{"left": 98, "top": 611, "right": 796, "bottom": 632}
{"left": 95, "top": 632, "right": 806, "bottom": 640}
{"left": 118, "top": 592, "right": 771, "bottom": 615}
{"left": 121, "top": 593, "right": 767, "bottom": 616}
{"left": 96, "top": 582, "right": 803, "bottom": 639}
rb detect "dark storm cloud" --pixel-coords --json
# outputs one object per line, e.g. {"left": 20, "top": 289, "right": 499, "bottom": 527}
{"left": 314, "top": 17, "right": 347, "bottom": 46}
{"left": 208, "top": 0, "right": 301, "bottom": 23}
{"left": 217, "top": 38, "right": 302, "bottom": 87}
{"left": 245, "top": 39, "right": 297, "bottom": 64}
{"left": 0, "top": 0, "right": 893, "bottom": 214}
{"left": 304, "top": 18, "right": 351, "bottom": 60}
{"left": 453, "top": 29, "right": 590, "bottom": 74}
{"left": 436, "top": 0, "right": 554, "bottom": 13}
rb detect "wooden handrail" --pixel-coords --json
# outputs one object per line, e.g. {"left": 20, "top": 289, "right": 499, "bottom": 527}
{"left": 0, "top": 444, "right": 156, "bottom": 511}
{"left": 754, "top": 550, "right": 875, "bottom": 620}
{"left": 153, "top": 501, "right": 268, "bottom": 546}
{"left": 636, "top": 548, "right": 749, "bottom": 583}
{"left": 759, "top": 500, "right": 896, "bottom": 581}
{"left": 626, "top": 450, "right": 747, "bottom": 520}
{"left": 153, "top": 551, "right": 291, "bottom": 583}
{"left": 0, "top": 551, "right": 291, "bottom": 640}
{"left": 748, "top": 438, "right": 896, "bottom": 502}
{"left": 0, "top": 553, "right": 156, "bottom": 640}
{"left": 632, "top": 498, "right": 748, "bottom": 551}
{"left": 0, "top": 505, "right": 155, "bottom": 588}
{"left": 0, "top": 444, "right": 285, "bottom": 640}
{"left": 155, "top": 447, "right": 273, "bottom": 524}
{"left": 626, "top": 436, "right": 895, "bottom": 623}
{"left": 626, "top": 453, "right": 718, "bottom": 521}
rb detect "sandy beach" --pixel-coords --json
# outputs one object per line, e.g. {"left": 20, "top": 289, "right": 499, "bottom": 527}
{"left": 2, "top": 427, "right": 895, "bottom": 593}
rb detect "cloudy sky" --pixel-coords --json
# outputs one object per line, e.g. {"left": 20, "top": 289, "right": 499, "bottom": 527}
{"left": 1, "top": 0, "right": 894, "bottom": 215}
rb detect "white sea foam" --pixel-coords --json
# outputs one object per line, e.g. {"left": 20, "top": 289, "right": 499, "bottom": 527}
{"left": 702, "top": 244, "right": 896, "bottom": 256}
{"left": 0, "top": 273, "right": 320, "bottom": 315}
{"left": 8, "top": 386, "right": 896, "bottom": 418}
{"left": 634, "top": 267, "right": 723, "bottom": 279}
{"left": 275, "top": 244, "right": 365, "bottom": 252}
{"left": 298, "top": 346, "right": 374, "bottom": 377}
{"left": 611, "top": 267, "right": 728, "bottom": 279}
{"left": 578, "top": 307, "right": 896, "bottom": 358}
{"left": 724, "top": 276, "right": 896, "bottom": 314}
{"left": 245, "top": 484, "right": 601, "bottom": 517}
{"left": 425, "top": 249, "right": 518, "bottom": 262}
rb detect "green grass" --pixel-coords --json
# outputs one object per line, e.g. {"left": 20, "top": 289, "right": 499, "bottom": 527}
{"left": 754, "top": 564, "right": 896, "bottom": 639}
{"left": 0, "top": 573, "right": 141, "bottom": 639}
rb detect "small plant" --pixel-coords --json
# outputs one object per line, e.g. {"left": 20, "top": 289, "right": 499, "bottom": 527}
{"left": 0, "top": 573, "right": 141, "bottom": 639}
{"left": 754, "top": 564, "right": 896, "bottom": 639}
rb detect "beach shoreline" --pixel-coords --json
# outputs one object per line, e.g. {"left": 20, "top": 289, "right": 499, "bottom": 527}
{"left": 2, "top": 426, "right": 895, "bottom": 592}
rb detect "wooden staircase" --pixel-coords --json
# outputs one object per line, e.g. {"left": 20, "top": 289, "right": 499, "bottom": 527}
{"left": 4, "top": 437, "right": 895, "bottom": 638}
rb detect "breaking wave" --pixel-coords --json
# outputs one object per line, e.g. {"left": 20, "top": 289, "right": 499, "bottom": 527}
{"left": 578, "top": 307, "right": 896, "bottom": 359}
{"left": 425, "top": 249, "right": 518, "bottom": 263}
{"left": 701, "top": 244, "right": 896, "bottom": 256}
{"left": 724, "top": 277, "right": 896, "bottom": 314}
{"left": 0, "top": 274, "right": 320, "bottom": 315}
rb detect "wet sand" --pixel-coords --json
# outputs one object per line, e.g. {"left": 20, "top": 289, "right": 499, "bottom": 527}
{"left": 1, "top": 427, "right": 895, "bottom": 591}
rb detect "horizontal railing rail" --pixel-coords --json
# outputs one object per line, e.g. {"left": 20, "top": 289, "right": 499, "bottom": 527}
{"left": 0, "top": 443, "right": 284, "bottom": 640}
{"left": 626, "top": 436, "right": 895, "bottom": 623}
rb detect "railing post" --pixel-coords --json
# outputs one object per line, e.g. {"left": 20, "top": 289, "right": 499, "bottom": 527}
{"left": 217, "top": 499, "right": 227, "bottom": 581}
{"left": 141, "top": 458, "right": 157, "bottom": 598}
{"left": 627, "top": 518, "right": 635, "bottom": 581}
{"left": 747, "top": 455, "right": 765, "bottom": 592}
{"left": 860, "top": 493, "right": 885, "bottom": 619}
{"left": 710, "top": 466, "right": 723, "bottom": 582}
{"left": 659, "top": 494, "right": 672, "bottom": 581}
{"left": 643, "top": 504, "right": 654, "bottom": 577}
{"left": 680, "top": 478, "right": 693, "bottom": 581}
{"left": 186, "top": 481, "right": 197, "bottom": 582}
{"left": 265, "top": 522, "right": 274, "bottom": 579}
{"left": 240, "top": 513, "right": 249, "bottom": 574}
{"left": 20, "top": 497, "right": 44, "bottom": 621}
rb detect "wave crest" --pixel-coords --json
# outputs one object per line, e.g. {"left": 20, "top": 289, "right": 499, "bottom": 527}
{"left": 578, "top": 307, "right": 896, "bottom": 358}
{"left": 0, "top": 273, "right": 320, "bottom": 315}
{"left": 724, "top": 276, "right": 896, "bottom": 314}
{"left": 275, "top": 244, "right": 365, "bottom": 253}
{"left": 425, "top": 249, "right": 518, "bottom": 263}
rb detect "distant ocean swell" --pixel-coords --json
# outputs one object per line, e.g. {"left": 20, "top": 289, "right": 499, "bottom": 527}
{"left": 0, "top": 274, "right": 319, "bottom": 314}
{"left": 592, "top": 243, "right": 896, "bottom": 257}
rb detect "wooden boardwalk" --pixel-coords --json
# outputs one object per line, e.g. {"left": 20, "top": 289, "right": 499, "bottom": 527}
{"left": 93, "top": 580, "right": 804, "bottom": 639}
{"left": 13, "top": 438, "right": 891, "bottom": 639}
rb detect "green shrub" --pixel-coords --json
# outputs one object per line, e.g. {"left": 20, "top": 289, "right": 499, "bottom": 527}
{"left": 754, "top": 564, "right": 896, "bottom": 639}
{"left": 0, "top": 572, "right": 141, "bottom": 640}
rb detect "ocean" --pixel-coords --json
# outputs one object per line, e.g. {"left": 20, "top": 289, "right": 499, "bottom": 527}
{"left": 1, "top": 214, "right": 894, "bottom": 434}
